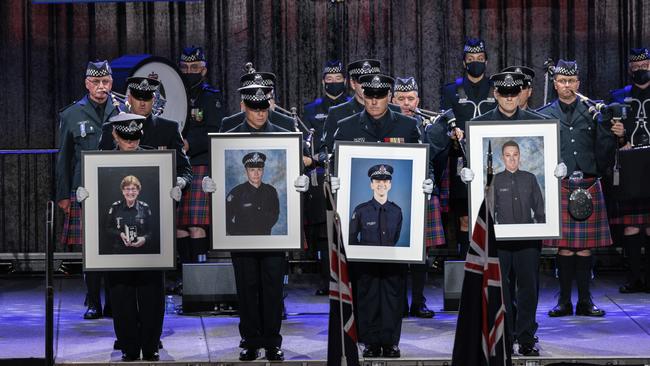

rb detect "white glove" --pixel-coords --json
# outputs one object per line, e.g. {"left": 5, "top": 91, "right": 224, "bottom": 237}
{"left": 554, "top": 162, "right": 568, "bottom": 179}
{"left": 202, "top": 176, "right": 216, "bottom": 193}
{"left": 75, "top": 186, "right": 89, "bottom": 202}
{"left": 422, "top": 179, "right": 434, "bottom": 194}
{"left": 170, "top": 186, "right": 182, "bottom": 202}
{"left": 460, "top": 168, "right": 475, "bottom": 183}
{"left": 331, "top": 176, "right": 341, "bottom": 193}
{"left": 176, "top": 177, "right": 187, "bottom": 190}
{"left": 294, "top": 175, "right": 310, "bottom": 192}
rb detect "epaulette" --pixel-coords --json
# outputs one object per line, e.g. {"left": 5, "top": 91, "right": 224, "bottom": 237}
{"left": 536, "top": 102, "right": 553, "bottom": 112}
{"left": 139, "top": 201, "right": 150, "bottom": 207}
{"left": 305, "top": 98, "right": 323, "bottom": 107}
{"left": 58, "top": 101, "right": 77, "bottom": 114}
{"left": 201, "top": 83, "right": 221, "bottom": 94}
{"left": 111, "top": 200, "right": 122, "bottom": 206}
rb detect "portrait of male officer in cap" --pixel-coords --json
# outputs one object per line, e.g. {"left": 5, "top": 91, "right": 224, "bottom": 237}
{"left": 56, "top": 60, "right": 120, "bottom": 320}
{"left": 225, "top": 152, "right": 280, "bottom": 236}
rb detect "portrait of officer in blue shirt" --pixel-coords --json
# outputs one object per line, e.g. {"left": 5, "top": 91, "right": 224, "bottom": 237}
{"left": 349, "top": 164, "right": 403, "bottom": 246}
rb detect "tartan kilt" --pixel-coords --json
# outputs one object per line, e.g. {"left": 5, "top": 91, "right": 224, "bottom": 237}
{"left": 543, "top": 178, "right": 612, "bottom": 249}
{"left": 177, "top": 165, "right": 211, "bottom": 227}
{"left": 609, "top": 199, "right": 650, "bottom": 226}
{"left": 425, "top": 195, "right": 446, "bottom": 247}
{"left": 61, "top": 191, "right": 83, "bottom": 246}
{"left": 439, "top": 160, "right": 450, "bottom": 213}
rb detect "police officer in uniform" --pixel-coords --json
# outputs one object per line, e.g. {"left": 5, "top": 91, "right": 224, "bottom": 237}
{"left": 99, "top": 76, "right": 192, "bottom": 194}
{"left": 538, "top": 60, "right": 623, "bottom": 318}
{"left": 501, "top": 66, "right": 545, "bottom": 116}
{"left": 226, "top": 152, "right": 280, "bottom": 235}
{"left": 56, "top": 60, "right": 119, "bottom": 319}
{"left": 177, "top": 45, "right": 226, "bottom": 265}
{"left": 441, "top": 38, "right": 496, "bottom": 257}
{"left": 219, "top": 71, "right": 296, "bottom": 132}
{"left": 303, "top": 60, "right": 351, "bottom": 295}
{"left": 608, "top": 47, "right": 650, "bottom": 293}
{"left": 331, "top": 74, "right": 434, "bottom": 358}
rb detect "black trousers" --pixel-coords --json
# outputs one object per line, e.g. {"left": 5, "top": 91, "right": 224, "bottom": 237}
{"left": 356, "top": 262, "right": 407, "bottom": 346}
{"left": 408, "top": 263, "right": 428, "bottom": 307}
{"left": 108, "top": 271, "right": 165, "bottom": 356}
{"left": 231, "top": 251, "right": 285, "bottom": 349}
{"left": 498, "top": 246, "right": 540, "bottom": 347}
{"left": 85, "top": 271, "right": 110, "bottom": 310}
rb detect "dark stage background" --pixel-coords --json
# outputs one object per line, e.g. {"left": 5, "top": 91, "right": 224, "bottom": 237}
{"left": 0, "top": 0, "right": 648, "bottom": 253}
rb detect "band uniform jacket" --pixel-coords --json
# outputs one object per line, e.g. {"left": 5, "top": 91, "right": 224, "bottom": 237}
{"left": 219, "top": 110, "right": 296, "bottom": 133}
{"left": 349, "top": 198, "right": 403, "bottom": 246}
{"left": 183, "top": 82, "right": 226, "bottom": 166}
{"left": 608, "top": 84, "right": 650, "bottom": 144}
{"left": 303, "top": 94, "right": 350, "bottom": 153}
{"left": 56, "top": 94, "right": 119, "bottom": 202}
{"left": 320, "top": 98, "right": 401, "bottom": 157}
{"left": 106, "top": 199, "right": 155, "bottom": 254}
{"left": 493, "top": 170, "right": 545, "bottom": 224}
{"left": 536, "top": 99, "right": 616, "bottom": 177}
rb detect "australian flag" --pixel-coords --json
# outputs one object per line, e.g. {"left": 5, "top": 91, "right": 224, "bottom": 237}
{"left": 451, "top": 199, "right": 511, "bottom": 366}
{"left": 325, "top": 188, "right": 359, "bottom": 366}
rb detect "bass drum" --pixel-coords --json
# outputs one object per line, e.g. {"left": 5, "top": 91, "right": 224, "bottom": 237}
{"left": 111, "top": 54, "right": 188, "bottom": 131}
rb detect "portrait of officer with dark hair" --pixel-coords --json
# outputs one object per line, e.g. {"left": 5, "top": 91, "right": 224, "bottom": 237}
{"left": 493, "top": 140, "right": 546, "bottom": 225}
{"left": 225, "top": 151, "right": 280, "bottom": 235}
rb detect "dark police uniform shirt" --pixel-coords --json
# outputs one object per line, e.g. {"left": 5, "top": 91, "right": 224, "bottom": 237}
{"left": 56, "top": 94, "right": 119, "bottom": 202}
{"left": 106, "top": 200, "right": 155, "bottom": 254}
{"left": 99, "top": 114, "right": 193, "bottom": 187}
{"left": 349, "top": 198, "right": 403, "bottom": 246}
{"left": 422, "top": 116, "right": 452, "bottom": 189}
{"left": 226, "top": 182, "right": 280, "bottom": 235}
{"left": 609, "top": 84, "right": 650, "bottom": 143}
{"left": 493, "top": 169, "right": 545, "bottom": 224}
{"left": 303, "top": 94, "right": 350, "bottom": 153}
{"left": 183, "top": 82, "right": 226, "bottom": 166}
{"left": 537, "top": 99, "right": 616, "bottom": 177}
{"left": 333, "top": 109, "right": 420, "bottom": 145}
{"left": 219, "top": 110, "right": 296, "bottom": 133}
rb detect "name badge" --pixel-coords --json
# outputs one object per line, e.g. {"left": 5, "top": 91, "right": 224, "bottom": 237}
{"left": 353, "top": 137, "right": 366, "bottom": 143}
{"left": 243, "top": 203, "right": 252, "bottom": 207}
{"left": 366, "top": 221, "right": 376, "bottom": 226}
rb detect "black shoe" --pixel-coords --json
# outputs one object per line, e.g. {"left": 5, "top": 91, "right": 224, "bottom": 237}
{"left": 142, "top": 352, "right": 159, "bottom": 361}
{"left": 83, "top": 306, "right": 101, "bottom": 320}
{"left": 265, "top": 347, "right": 284, "bottom": 361}
{"left": 239, "top": 348, "right": 259, "bottom": 361}
{"left": 518, "top": 344, "right": 539, "bottom": 356}
{"left": 120, "top": 352, "right": 140, "bottom": 362}
{"left": 410, "top": 303, "right": 435, "bottom": 318}
{"left": 314, "top": 288, "right": 328, "bottom": 296}
{"left": 548, "top": 302, "right": 573, "bottom": 317}
{"left": 382, "top": 344, "right": 401, "bottom": 358}
{"left": 619, "top": 281, "right": 645, "bottom": 293}
{"left": 113, "top": 339, "right": 121, "bottom": 350}
{"left": 362, "top": 344, "right": 382, "bottom": 358}
{"left": 281, "top": 304, "right": 287, "bottom": 320}
{"left": 575, "top": 301, "right": 605, "bottom": 317}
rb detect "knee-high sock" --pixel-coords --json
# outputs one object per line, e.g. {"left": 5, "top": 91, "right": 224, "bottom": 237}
{"left": 575, "top": 255, "right": 593, "bottom": 303}
{"left": 556, "top": 254, "right": 575, "bottom": 304}
{"left": 177, "top": 236, "right": 192, "bottom": 265}
{"left": 623, "top": 233, "right": 643, "bottom": 284}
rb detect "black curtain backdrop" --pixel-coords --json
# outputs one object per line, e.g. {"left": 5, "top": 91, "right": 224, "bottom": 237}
{"left": 0, "top": 0, "right": 648, "bottom": 253}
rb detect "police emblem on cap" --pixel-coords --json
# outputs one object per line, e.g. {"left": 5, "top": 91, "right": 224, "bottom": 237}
{"left": 255, "top": 89, "right": 265, "bottom": 98}
{"left": 505, "top": 74, "right": 514, "bottom": 84}
{"left": 254, "top": 74, "right": 264, "bottom": 84}
{"left": 362, "top": 62, "right": 372, "bottom": 73}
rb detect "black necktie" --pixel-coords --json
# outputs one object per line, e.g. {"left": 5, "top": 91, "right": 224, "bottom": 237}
{"left": 379, "top": 206, "right": 387, "bottom": 245}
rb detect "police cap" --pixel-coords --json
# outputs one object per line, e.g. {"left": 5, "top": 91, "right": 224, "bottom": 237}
{"left": 127, "top": 77, "right": 160, "bottom": 101}
{"left": 108, "top": 113, "right": 145, "bottom": 141}
{"left": 368, "top": 164, "right": 394, "bottom": 181}
{"left": 242, "top": 152, "right": 267, "bottom": 168}
{"left": 360, "top": 74, "right": 394, "bottom": 98}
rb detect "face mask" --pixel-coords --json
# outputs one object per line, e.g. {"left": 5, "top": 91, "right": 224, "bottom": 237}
{"left": 324, "top": 82, "right": 346, "bottom": 97}
{"left": 182, "top": 73, "right": 203, "bottom": 89}
{"left": 632, "top": 69, "right": 650, "bottom": 85}
{"left": 466, "top": 61, "right": 486, "bottom": 78}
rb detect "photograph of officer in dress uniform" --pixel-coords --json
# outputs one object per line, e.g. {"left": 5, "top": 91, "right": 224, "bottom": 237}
{"left": 97, "top": 170, "right": 161, "bottom": 255}
{"left": 490, "top": 139, "right": 546, "bottom": 225}
{"left": 224, "top": 150, "right": 287, "bottom": 236}
{"left": 348, "top": 159, "right": 413, "bottom": 247}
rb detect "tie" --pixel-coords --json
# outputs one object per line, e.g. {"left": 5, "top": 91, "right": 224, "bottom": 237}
{"left": 379, "top": 206, "right": 387, "bottom": 245}
{"left": 511, "top": 176, "right": 522, "bottom": 223}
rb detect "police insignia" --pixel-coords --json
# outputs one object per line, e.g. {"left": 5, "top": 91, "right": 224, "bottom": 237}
{"left": 227, "top": 194, "right": 233, "bottom": 202}
{"left": 353, "top": 137, "right": 366, "bottom": 142}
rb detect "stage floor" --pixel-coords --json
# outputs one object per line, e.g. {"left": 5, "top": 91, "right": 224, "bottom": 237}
{"left": 2, "top": 270, "right": 650, "bottom": 365}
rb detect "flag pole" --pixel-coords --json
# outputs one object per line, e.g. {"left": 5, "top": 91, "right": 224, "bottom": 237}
{"left": 323, "top": 149, "right": 349, "bottom": 366}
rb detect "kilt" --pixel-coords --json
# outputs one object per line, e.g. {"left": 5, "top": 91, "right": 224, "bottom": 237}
{"left": 609, "top": 199, "right": 650, "bottom": 226}
{"left": 177, "top": 165, "right": 211, "bottom": 227}
{"left": 425, "top": 195, "right": 446, "bottom": 247}
{"left": 61, "top": 191, "right": 82, "bottom": 246}
{"left": 543, "top": 177, "right": 612, "bottom": 249}
{"left": 439, "top": 161, "right": 450, "bottom": 213}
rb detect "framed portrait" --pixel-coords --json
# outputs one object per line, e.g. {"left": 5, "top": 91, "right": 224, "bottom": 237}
{"left": 81, "top": 150, "right": 176, "bottom": 271}
{"left": 210, "top": 132, "right": 303, "bottom": 251}
{"left": 335, "top": 142, "right": 428, "bottom": 263}
{"left": 467, "top": 119, "right": 561, "bottom": 241}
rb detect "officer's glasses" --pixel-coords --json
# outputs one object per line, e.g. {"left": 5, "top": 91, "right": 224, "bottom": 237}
{"left": 87, "top": 78, "right": 112, "bottom": 87}
{"left": 179, "top": 63, "right": 204, "bottom": 73}
{"left": 554, "top": 78, "right": 578, "bottom": 86}
{"left": 630, "top": 61, "right": 650, "bottom": 72}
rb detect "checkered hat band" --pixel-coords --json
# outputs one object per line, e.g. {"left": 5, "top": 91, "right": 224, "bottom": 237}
{"left": 242, "top": 79, "right": 274, "bottom": 87}
{"left": 180, "top": 54, "right": 201, "bottom": 62}
{"left": 244, "top": 157, "right": 264, "bottom": 165}
{"left": 630, "top": 53, "right": 649, "bottom": 62}
{"left": 241, "top": 93, "right": 271, "bottom": 102}
{"left": 128, "top": 81, "right": 158, "bottom": 91}
{"left": 554, "top": 67, "right": 577, "bottom": 76}
{"left": 371, "top": 171, "right": 391, "bottom": 178}
{"left": 349, "top": 66, "right": 381, "bottom": 76}
{"left": 324, "top": 66, "right": 343, "bottom": 74}
{"left": 464, "top": 45, "right": 484, "bottom": 53}
{"left": 115, "top": 123, "right": 142, "bottom": 134}
{"left": 362, "top": 81, "right": 392, "bottom": 89}
{"left": 87, "top": 68, "right": 111, "bottom": 77}
{"left": 394, "top": 84, "right": 417, "bottom": 92}
{"left": 494, "top": 79, "right": 524, "bottom": 87}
